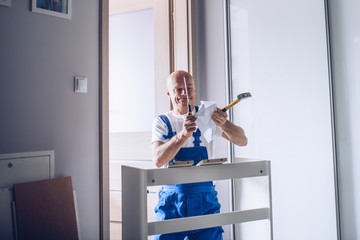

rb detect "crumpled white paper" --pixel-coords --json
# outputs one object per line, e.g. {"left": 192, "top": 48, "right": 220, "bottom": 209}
{"left": 195, "top": 101, "right": 217, "bottom": 143}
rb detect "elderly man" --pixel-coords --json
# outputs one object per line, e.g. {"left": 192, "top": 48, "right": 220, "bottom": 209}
{"left": 151, "top": 70, "right": 247, "bottom": 239}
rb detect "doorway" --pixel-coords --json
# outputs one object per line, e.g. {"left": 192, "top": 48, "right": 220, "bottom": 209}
{"left": 101, "top": 0, "right": 195, "bottom": 239}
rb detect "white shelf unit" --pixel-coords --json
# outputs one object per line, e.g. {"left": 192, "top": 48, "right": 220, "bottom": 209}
{"left": 122, "top": 160, "right": 273, "bottom": 239}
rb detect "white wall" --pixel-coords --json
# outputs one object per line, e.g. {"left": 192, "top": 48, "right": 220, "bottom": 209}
{"left": 196, "top": 0, "right": 338, "bottom": 239}
{"left": 0, "top": 1, "right": 100, "bottom": 239}
{"left": 328, "top": 0, "right": 360, "bottom": 239}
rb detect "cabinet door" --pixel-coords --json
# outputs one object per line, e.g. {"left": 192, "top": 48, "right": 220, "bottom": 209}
{"left": 0, "top": 151, "right": 54, "bottom": 188}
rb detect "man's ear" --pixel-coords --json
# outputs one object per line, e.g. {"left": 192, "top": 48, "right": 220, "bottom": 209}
{"left": 166, "top": 91, "right": 170, "bottom": 97}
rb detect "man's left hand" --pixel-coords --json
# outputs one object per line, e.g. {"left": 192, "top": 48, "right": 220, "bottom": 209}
{"left": 212, "top": 108, "right": 228, "bottom": 126}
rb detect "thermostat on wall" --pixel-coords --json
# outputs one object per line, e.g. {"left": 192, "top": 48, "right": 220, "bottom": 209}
{"left": 74, "top": 76, "right": 87, "bottom": 93}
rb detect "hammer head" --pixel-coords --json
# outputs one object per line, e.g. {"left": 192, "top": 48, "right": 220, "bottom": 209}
{"left": 237, "top": 92, "right": 252, "bottom": 100}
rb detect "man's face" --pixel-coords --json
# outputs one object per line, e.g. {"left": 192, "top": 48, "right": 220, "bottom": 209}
{"left": 167, "top": 75, "right": 196, "bottom": 115}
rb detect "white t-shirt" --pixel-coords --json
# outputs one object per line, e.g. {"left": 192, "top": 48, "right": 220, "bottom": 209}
{"left": 151, "top": 110, "right": 222, "bottom": 159}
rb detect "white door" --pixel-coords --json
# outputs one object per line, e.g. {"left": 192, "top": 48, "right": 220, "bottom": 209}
{"left": 227, "top": 0, "right": 339, "bottom": 239}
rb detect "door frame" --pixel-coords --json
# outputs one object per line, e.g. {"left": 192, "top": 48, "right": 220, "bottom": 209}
{"left": 100, "top": 0, "right": 110, "bottom": 239}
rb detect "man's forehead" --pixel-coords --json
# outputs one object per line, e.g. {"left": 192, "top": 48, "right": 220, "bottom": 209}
{"left": 167, "top": 71, "right": 195, "bottom": 90}
{"left": 172, "top": 78, "right": 194, "bottom": 86}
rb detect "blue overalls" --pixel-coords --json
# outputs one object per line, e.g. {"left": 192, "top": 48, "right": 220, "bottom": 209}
{"left": 152, "top": 113, "right": 224, "bottom": 240}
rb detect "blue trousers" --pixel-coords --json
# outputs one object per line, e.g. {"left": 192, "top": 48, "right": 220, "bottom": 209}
{"left": 152, "top": 184, "right": 224, "bottom": 240}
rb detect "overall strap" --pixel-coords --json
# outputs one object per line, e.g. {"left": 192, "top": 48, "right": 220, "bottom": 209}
{"left": 159, "top": 115, "right": 176, "bottom": 140}
{"left": 192, "top": 105, "right": 202, "bottom": 147}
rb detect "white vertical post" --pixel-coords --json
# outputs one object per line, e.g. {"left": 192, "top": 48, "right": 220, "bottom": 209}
{"left": 268, "top": 161, "right": 274, "bottom": 240}
{"left": 122, "top": 166, "right": 148, "bottom": 239}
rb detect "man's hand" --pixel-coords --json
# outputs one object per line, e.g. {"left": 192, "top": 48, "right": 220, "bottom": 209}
{"left": 181, "top": 115, "right": 197, "bottom": 138}
{"left": 212, "top": 107, "right": 248, "bottom": 146}
{"left": 212, "top": 108, "right": 228, "bottom": 126}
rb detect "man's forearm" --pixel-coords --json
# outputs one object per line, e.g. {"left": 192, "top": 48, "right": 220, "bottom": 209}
{"left": 219, "top": 120, "right": 248, "bottom": 146}
{"left": 152, "top": 133, "right": 188, "bottom": 167}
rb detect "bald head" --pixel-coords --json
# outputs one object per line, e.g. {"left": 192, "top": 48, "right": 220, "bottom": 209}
{"left": 166, "top": 70, "right": 195, "bottom": 91}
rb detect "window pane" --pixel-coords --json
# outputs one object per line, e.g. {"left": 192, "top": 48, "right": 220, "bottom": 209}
{"left": 109, "top": 9, "right": 155, "bottom": 133}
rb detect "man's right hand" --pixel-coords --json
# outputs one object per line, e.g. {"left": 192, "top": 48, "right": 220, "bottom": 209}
{"left": 182, "top": 115, "right": 197, "bottom": 137}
